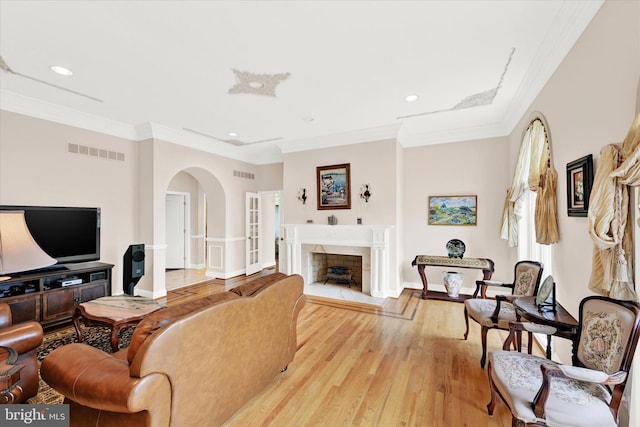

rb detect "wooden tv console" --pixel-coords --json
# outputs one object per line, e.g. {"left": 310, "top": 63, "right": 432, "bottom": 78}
{"left": 0, "top": 262, "right": 113, "bottom": 329}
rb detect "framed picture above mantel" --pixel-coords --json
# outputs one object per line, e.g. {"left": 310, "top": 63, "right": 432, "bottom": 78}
{"left": 317, "top": 163, "right": 351, "bottom": 210}
{"left": 566, "top": 154, "right": 593, "bottom": 217}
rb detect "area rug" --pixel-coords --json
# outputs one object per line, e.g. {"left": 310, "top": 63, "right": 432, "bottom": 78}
{"left": 28, "top": 324, "right": 134, "bottom": 405}
{"left": 304, "top": 282, "right": 387, "bottom": 306}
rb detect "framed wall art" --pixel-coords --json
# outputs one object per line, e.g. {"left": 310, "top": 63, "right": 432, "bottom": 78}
{"left": 428, "top": 195, "right": 477, "bottom": 225}
{"left": 317, "top": 163, "right": 351, "bottom": 210}
{"left": 566, "top": 154, "right": 593, "bottom": 217}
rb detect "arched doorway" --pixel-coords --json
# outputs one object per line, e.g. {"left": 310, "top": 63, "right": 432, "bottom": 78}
{"left": 164, "top": 167, "right": 226, "bottom": 291}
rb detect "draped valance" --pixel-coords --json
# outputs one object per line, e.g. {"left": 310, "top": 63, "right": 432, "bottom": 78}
{"left": 588, "top": 113, "right": 640, "bottom": 301}
{"left": 500, "top": 117, "right": 559, "bottom": 246}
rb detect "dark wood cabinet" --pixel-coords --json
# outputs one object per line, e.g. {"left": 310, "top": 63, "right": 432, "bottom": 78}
{"left": 0, "top": 262, "right": 113, "bottom": 329}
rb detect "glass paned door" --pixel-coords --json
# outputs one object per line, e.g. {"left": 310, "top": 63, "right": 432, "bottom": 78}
{"left": 245, "top": 192, "right": 261, "bottom": 275}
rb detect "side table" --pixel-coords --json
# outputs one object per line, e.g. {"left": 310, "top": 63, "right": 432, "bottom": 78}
{"left": 73, "top": 295, "right": 163, "bottom": 352}
{"left": 506, "top": 296, "right": 579, "bottom": 362}
{"left": 0, "top": 346, "right": 24, "bottom": 404}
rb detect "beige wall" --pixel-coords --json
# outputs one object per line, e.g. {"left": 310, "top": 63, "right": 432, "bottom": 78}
{"left": 401, "top": 136, "right": 511, "bottom": 289}
{"left": 508, "top": 0, "right": 639, "bottom": 327}
{"left": 0, "top": 110, "right": 139, "bottom": 295}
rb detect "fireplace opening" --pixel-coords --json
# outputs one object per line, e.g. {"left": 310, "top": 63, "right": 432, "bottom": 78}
{"left": 325, "top": 265, "right": 356, "bottom": 287}
{"left": 311, "top": 253, "right": 362, "bottom": 289}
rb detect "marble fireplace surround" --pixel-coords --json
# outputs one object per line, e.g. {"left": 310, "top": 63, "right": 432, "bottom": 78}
{"left": 282, "top": 224, "right": 393, "bottom": 298}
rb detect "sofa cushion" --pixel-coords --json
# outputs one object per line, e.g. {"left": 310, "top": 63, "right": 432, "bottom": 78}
{"left": 127, "top": 291, "right": 239, "bottom": 364}
{"left": 230, "top": 272, "right": 287, "bottom": 296}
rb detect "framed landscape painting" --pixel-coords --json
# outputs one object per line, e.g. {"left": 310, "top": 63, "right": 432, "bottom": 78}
{"left": 428, "top": 195, "right": 477, "bottom": 225}
{"left": 317, "top": 163, "right": 351, "bottom": 210}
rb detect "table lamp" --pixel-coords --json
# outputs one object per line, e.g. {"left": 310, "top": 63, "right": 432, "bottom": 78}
{"left": 0, "top": 210, "right": 57, "bottom": 281}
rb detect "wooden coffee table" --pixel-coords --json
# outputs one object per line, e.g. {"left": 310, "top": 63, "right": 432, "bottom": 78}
{"left": 73, "top": 295, "right": 163, "bottom": 352}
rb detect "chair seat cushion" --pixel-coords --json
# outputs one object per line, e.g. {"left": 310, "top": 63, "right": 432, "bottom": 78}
{"left": 488, "top": 351, "right": 615, "bottom": 427}
{"left": 464, "top": 299, "right": 517, "bottom": 329}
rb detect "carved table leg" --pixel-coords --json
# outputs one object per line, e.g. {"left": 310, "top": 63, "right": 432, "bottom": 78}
{"left": 417, "top": 265, "right": 429, "bottom": 299}
{"left": 72, "top": 309, "right": 84, "bottom": 343}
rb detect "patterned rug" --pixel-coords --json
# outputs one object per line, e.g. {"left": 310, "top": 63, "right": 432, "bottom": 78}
{"left": 28, "top": 324, "right": 134, "bottom": 405}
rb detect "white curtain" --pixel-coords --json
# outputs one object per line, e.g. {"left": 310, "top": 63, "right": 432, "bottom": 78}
{"left": 501, "top": 118, "right": 559, "bottom": 246}
{"left": 588, "top": 113, "right": 640, "bottom": 301}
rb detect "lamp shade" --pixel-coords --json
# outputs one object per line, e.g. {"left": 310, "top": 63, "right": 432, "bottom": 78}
{"left": 0, "top": 210, "right": 57, "bottom": 275}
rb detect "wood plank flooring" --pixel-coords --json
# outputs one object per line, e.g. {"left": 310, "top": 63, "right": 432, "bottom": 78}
{"left": 163, "top": 269, "right": 533, "bottom": 426}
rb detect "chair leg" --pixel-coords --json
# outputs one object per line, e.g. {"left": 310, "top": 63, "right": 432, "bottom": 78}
{"left": 527, "top": 332, "right": 533, "bottom": 354}
{"left": 486, "top": 361, "right": 497, "bottom": 415}
{"left": 480, "top": 326, "right": 488, "bottom": 368}
{"left": 463, "top": 306, "right": 470, "bottom": 340}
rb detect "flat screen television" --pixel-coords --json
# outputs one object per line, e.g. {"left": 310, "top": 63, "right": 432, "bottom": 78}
{"left": 0, "top": 205, "right": 101, "bottom": 265}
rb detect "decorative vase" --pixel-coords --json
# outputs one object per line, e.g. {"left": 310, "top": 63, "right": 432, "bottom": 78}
{"left": 441, "top": 271, "right": 463, "bottom": 298}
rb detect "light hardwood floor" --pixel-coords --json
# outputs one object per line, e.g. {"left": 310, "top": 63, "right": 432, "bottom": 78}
{"left": 163, "top": 269, "right": 536, "bottom": 426}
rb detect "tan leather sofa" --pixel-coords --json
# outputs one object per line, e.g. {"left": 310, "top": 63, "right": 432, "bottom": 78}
{"left": 0, "top": 302, "right": 44, "bottom": 403}
{"left": 40, "top": 273, "right": 305, "bottom": 426}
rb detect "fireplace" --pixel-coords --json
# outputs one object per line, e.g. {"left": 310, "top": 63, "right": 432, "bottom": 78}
{"left": 281, "top": 224, "right": 395, "bottom": 298}
{"left": 311, "top": 253, "right": 362, "bottom": 287}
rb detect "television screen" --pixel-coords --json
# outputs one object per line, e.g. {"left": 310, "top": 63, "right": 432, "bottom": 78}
{"left": 0, "top": 205, "right": 101, "bottom": 264}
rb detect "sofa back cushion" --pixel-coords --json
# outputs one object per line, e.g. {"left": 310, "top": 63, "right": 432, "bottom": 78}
{"left": 127, "top": 291, "right": 239, "bottom": 364}
{"left": 230, "top": 272, "right": 287, "bottom": 296}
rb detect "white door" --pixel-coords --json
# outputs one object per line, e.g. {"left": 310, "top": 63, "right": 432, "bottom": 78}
{"left": 245, "top": 192, "right": 261, "bottom": 275}
{"left": 166, "top": 193, "right": 187, "bottom": 269}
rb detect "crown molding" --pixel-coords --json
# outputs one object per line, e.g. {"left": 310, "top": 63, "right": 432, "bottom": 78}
{"left": 276, "top": 123, "right": 402, "bottom": 153}
{"left": 501, "top": 0, "right": 604, "bottom": 134}
{"left": 399, "top": 121, "right": 512, "bottom": 147}
{"left": 0, "top": 90, "right": 284, "bottom": 165}
{"left": 0, "top": 90, "right": 138, "bottom": 140}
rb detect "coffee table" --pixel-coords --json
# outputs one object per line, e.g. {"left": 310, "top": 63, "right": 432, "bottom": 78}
{"left": 73, "top": 295, "right": 163, "bottom": 352}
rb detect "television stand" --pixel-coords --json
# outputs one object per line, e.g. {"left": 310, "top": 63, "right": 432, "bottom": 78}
{"left": 0, "top": 262, "right": 113, "bottom": 328}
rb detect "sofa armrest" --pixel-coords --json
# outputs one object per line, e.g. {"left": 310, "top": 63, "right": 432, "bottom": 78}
{"left": 0, "top": 321, "right": 43, "bottom": 354}
{"left": 41, "top": 343, "right": 171, "bottom": 413}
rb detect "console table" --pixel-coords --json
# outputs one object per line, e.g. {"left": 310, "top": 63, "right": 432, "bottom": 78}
{"left": 507, "top": 296, "right": 579, "bottom": 361}
{"left": 411, "top": 255, "right": 494, "bottom": 301}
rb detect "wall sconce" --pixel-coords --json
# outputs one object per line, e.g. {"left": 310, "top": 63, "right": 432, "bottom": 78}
{"left": 360, "top": 184, "right": 371, "bottom": 203}
{"left": 297, "top": 188, "right": 307, "bottom": 205}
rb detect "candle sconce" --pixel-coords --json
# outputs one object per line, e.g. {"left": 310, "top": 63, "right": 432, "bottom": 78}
{"left": 360, "top": 184, "right": 371, "bottom": 202}
{"left": 297, "top": 188, "right": 307, "bottom": 205}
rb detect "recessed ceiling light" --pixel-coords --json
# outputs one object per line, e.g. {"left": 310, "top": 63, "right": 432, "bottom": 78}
{"left": 248, "top": 81, "right": 264, "bottom": 89}
{"left": 50, "top": 65, "right": 73, "bottom": 76}
{"left": 228, "top": 132, "right": 238, "bottom": 137}
{"left": 302, "top": 116, "right": 315, "bottom": 122}
{"left": 404, "top": 94, "right": 419, "bottom": 103}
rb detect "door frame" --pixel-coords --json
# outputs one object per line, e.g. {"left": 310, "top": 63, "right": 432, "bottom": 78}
{"left": 166, "top": 191, "right": 190, "bottom": 269}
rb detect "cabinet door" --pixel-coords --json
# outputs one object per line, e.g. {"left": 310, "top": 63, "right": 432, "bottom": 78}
{"left": 42, "top": 288, "right": 76, "bottom": 322}
{"left": 4, "top": 294, "right": 40, "bottom": 324}
{"left": 77, "top": 282, "right": 107, "bottom": 303}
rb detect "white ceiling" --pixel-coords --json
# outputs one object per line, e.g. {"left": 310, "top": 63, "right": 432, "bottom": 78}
{"left": 0, "top": 1, "right": 603, "bottom": 164}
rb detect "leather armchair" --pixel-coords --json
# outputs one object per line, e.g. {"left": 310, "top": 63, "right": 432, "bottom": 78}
{"left": 0, "top": 303, "right": 44, "bottom": 403}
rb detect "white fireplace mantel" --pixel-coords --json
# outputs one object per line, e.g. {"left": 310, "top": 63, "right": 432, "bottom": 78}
{"left": 282, "top": 224, "right": 394, "bottom": 298}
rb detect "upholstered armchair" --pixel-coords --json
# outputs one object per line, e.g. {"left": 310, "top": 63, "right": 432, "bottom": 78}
{"left": 463, "top": 260, "right": 544, "bottom": 367}
{"left": 487, "top": 295, "right": 640, "bottom": 427}
{"left": 0, "top": 302, "right": 44, "bottom": 403}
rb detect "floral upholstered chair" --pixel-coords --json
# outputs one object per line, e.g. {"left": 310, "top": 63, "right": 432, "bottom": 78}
{"left": 464, "top": 260, "right": 544, "bottom": 368}
{"left": 487, "top": 295, "right": 640, "bottom": 427}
